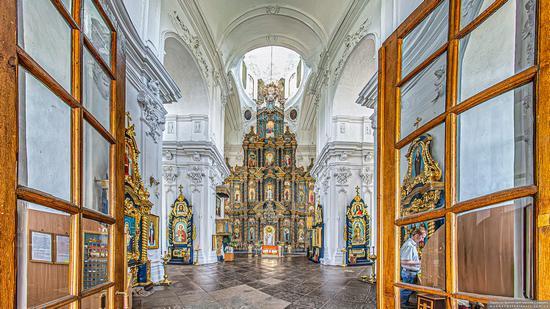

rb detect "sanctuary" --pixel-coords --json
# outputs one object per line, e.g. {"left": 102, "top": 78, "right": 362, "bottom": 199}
{"left": 224, "top": 80, "right": 316, "bottom": 252}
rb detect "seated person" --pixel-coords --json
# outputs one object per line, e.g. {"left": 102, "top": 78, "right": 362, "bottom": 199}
{"left": 400, "top": 226, "right": 427, "bottom": 307}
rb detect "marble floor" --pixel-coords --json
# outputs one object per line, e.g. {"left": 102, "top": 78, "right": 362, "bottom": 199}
{"left": 133, "top": 255, "right": 376, "bottom": 309}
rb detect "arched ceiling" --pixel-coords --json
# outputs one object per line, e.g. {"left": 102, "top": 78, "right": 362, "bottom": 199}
{"left": 194, "top": 0, "right": 353, "bottom": 68}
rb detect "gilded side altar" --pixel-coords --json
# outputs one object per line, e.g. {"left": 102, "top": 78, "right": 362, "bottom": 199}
{"left": 124, "top": 116, "right": 153, "bottom": 288}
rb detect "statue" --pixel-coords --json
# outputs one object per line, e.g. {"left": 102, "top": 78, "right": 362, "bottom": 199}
{"left": 267, "top": 183, "right": 274, "bottom": 200}
{"left": 249, "top": 187, "right": 255, "bottom": 201}
{"left": 284, "top": 187, "right": 291, "bottom": 201}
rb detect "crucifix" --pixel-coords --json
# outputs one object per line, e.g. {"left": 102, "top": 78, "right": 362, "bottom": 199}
{"left": 413, "top": 117, "right": 422, "bottom": 129}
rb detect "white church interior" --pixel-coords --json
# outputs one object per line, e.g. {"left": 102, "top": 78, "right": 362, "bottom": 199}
{"left": 1, "top": 0, "right": 549, "bottom": 308}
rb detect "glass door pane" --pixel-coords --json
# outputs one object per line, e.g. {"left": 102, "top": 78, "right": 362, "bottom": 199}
{"left": 18, "top": 68, "right": 72, "bottom": 201}
{"left": 17, "top": 0, "right": 72, "bottom": 90}
{"left": 82, "top": 218, "right": 110, "bottom": 290}
{"left": 17, "top": 200, "right": 73, "bottom": 307}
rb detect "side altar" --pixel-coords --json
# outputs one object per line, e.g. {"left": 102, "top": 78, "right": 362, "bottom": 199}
{"left": 167, "top": 186, "right": 194, "bottom": 265}
{"left": 124, "top": 116, "right": 153, "bottom": 288}
{"left": 307, "top": 203, "right": 324, "bottom": 263}
{"left": 345, "top": 187, "right": 373, "bottom": 266}
{"left": 224, "top": 80, "right": 315, "bottom": 253}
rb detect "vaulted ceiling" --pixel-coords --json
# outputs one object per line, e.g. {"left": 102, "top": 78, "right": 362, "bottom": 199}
{"left": 194, "top": 0, "right": 353, "bottom": 69}
{"left": 169, "top": 0, "right": 372, "bottom": 147}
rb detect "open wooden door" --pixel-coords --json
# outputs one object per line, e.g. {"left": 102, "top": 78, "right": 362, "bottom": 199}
{"left": 0, "top": 0, "right": 126, "bottom": 307}
{"left": 377, "top": 0, "right": 550, "bottom": 307}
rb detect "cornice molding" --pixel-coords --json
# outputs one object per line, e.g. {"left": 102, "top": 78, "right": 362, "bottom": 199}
{"left": 356, "top": 74, "right": 378, "bottom": 108}
{"left": 311, "top": 140, "right": 374, "bottom": 177}
{"left": 163, "top": 140, "right": 230, "bottom": 178}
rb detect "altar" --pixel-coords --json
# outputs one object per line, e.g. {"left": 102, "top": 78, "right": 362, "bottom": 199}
{"left": 261, "top": 245, "right": 279, "bottom": 258}
{"left": 223, "top": 80, "right": 315, "bottom": 252}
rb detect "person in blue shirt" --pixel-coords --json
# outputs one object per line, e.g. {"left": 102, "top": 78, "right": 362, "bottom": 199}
{"left": 400, "top": 226, "right": 427, "bottom": 307}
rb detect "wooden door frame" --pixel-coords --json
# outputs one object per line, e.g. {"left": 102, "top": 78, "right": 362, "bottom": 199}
{"left": 0, "top": 0, "right": 19, "bottom": 307}
{"left": 376, "top": 0, "right": 550, "bottom": 307}
{"left": 0, "top": 0, "right": 126, "bottom": 307}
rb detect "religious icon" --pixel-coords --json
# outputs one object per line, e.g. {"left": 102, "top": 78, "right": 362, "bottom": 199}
{"left": 248, "top": 152, "right": 256, "bottom": 167}
{"left": 354, "top": 203, "right": 363, "bottom": 216}
{"left": 174, "top": 222, "right": 188, "bottom": 244}
{"left": 284, "top": 154, "right": 292, "bottom": 167}
{"left": 216, "top": 197, "right": 221, "bottom": 217}
{"left": 308, "top": 190, "right": 315, "bottom": 204}
{"left": 315, "top": 205, "right": 322, "bottom": 224}
{"left": 299, "top": 189, "right": 305, "bottom": 203}
{"left": 124, "top": 221, "right": 132, "bottom": 251}
{"left": 351, "top": 221, "right": 365, "bottom": 244}
{"left": 298, "top": 229, "right": 305, "bottom": 242}
{"left": 249, "top": 187, "right": 255, "bottom": 201}
{"left": 266, "top": 120, "right": 275, "bottom": 138}
{"left": 149, "top": 222, "right": 154, "bottom": 245}
{"left": 249, "top": 227, "right": 255, "bottom": 241}
{"left": 284, "top": 188, "right": 290, "bottom": 201}
{"left": 264, "top": 226, "right": 275, "bottom": 246}
{"left": 235, "top": 187, "right": 241, "bottom": 202}
{"left": 266, "top": 183, "right": 274, "bottom": 200}
{"left": 234, "top": 227, "right": 240, "bottom": 240}
{"left": 265, "top": 152, "right": 274, "bottom": 166}
{"left": 284, "top": 228, "right": 290, "bottom": 243}
{"left": 413, "top": 146, "right": 422, "bottom": 176}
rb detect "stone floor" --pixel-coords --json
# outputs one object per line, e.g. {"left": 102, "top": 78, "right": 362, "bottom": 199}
{"left": 133, "top": 255, "right": 376, "bottom": 309}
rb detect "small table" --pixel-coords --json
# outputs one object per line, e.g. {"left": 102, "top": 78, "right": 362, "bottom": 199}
{"left": 417, "top": 294, "right": 445, "bottom": 309}
{"left": 224, "top": 252, "right": 235, "bottom": 262}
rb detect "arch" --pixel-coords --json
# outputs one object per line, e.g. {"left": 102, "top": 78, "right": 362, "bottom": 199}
{"left": 162, "top": 35, "right": 209, "bottom": 115}
{"left": 220, "top": 5, "right": 328, "bottom": 48}
{"left": 332, "top": 35, "right": 378, "bottom": 116}
{"left": 221, "top": 13, "right": 323, "bottom": 70}
{"left": 225, "top": 35, "right": 311, "bottom": 72}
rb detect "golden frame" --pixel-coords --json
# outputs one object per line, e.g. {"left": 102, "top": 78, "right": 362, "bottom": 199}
{"left": 147, "top": 214, "right": 159, "bottom": 249}
{"left": 124, "top": 198, "right": 141, "bottom": 262}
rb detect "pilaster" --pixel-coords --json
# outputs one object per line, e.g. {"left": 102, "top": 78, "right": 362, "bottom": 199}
{"left": 162, "top": 140, "right": 229, "bottom": 265}
{"left": 312, "top": 138, "right": 374, "bottom": 266}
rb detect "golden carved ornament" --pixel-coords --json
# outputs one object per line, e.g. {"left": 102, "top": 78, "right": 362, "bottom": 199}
{"left": 400, "top": 134, "right": 444, "bottom": 217}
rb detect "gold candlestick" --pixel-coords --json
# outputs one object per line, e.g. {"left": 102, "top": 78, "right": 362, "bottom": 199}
{"left": 366, "top": 252, "right": 377, "bottom": 284}
{"left": 157, "top": 251, "right": 172, "bottom": 286}
{"left": 194, "top": 248, "right": 200, "bottom": 265}
{"left": 341, "top": 248, "right": 347, "bottom": 267}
